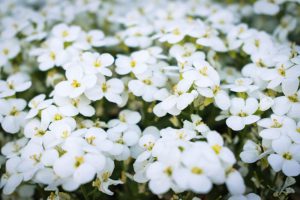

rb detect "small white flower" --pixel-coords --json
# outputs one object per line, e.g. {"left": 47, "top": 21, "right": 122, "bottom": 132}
{"left": 51, "top": 23, "right": 81, "bottom": 42}
{"left": 0, "top": 157, "right": 23, "bottom": 195}
{"left": 224, "top": 78, "right": 258, "bottom": 93}
{"left": 85, "top": 75, "right": 124, "bottom": 105}
{"left": 254, "top": 0, "right": 280, "bottom": 15}
{"left": 82, "top": 52, "right": 114, "bottom": 76}
{"left": 240, "top": 140, "right": 262, "bottom": 163}
{"left": 1, "top": 138, "right": 28, "bottom": 158}
{"left": 115, "top": 50, "right": 149, "bottom": 75}
{"left": 226, "top": 98, "right": 260, "bottom": 131}
{"left": 54, "top": 95, "right": 95, "bottom": 117}
{"left": 53, "top": 151, "right": 106, "bottom": 186}
{"left": 0, "top": 73, "right": 31, "bottom": 98}
{"left": 268, "top": 136, "right": 300, "bottom": 176}
{"left": 36, "top": 38, "right": 68, "bottom": 71}
{"left": 75, "top": 30, "right": 105, "bottom": 50}
{"left": 0, "top": 38, "right": 20, "bottom": 67}
{"left": 272, "top": 78, "right": 300, "bottom": 118}
{"left": 55, "top": 66, "right": 97, "bottom": 98}
{"left": 225, "top": 169, "right": 246, "bottom": 195}
{"left": 258, "top": 114, "right": 294, "bottom": 140}
{"left": 206, "top": 131, "right": 236, "bottom": 165}
{"left": 0, "top": 99, "right": 27, "bottom": 134}
{"left": 26, "top": 94, "right": 53, "bottom": 119}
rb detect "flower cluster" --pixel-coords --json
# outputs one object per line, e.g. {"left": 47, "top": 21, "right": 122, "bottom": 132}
{"left": 0, "top": 0, "right": 300, "bottom": 199}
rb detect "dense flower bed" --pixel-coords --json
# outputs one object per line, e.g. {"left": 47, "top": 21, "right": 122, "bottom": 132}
{"left": 0, "top": 0, "right": 300, "bottom": 199}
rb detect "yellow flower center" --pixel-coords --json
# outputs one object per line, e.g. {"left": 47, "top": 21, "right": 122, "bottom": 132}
{"left": 271, "top": 119, "right": 282, "bottom": 128}
{"left": 164, "top": 166, "right": 173, "bottom": 176}
{"left": 238, "top": 112, "right": 248, "bottom": 117}
{"left": 212, "top": 144, "right": 222, "bottom": 154}
{"left": 172, "top": 28, "right": 181, "bottom": 35}
{"left": 86, "top": 136, "right": 96, "bottom": 145}
{"left": 143, "top": 142, "right": 154, "bottom": 151}
{"left": 143, "top": 79, "right": 152, "bottom": 85}
{"left": 54, "top": 114, "right": 63, "bottom": 121}
{"left": 62, "top": 30, "right": 69, "bottom": 37}
{"left": 2, "top": 48, "right": 9, "bottom": 55}
{"left": 86, "top": 35, "right": 93, "bottom": 43}
{"left": 102, "top": 83, "right": 108, "bottom": 92}
{"left": 199, "top": 66, "right": 208, "bottom": 76}
{"left": 288, "top": 94, "right": 298, "bottom": 102}
{"left": 34, "top": 128, "right": 46, "bottom": 136}
{"left": 61, "top": 130, "right": 69, "bottom": 139}
{"left": 282, "top": 152, "right": 292, "bottom": 160}
{"left": 74, "top": 156, "right": 84, "bottom": 168}
{"left": 94, "top": 59, "right": 102, "bottom": 68}
{"left": 10, "top": 107, "right": 19, "bottom": 116}
{"left": 277, "top": 66, "right": 286, "bottom": 77}
{"left": 191, "top": 167, "right": 203, "bottom": 175}
{"left": 130, "top": 60, "right": 136, "bottom": 68}
{"left": 50, "top": 51, "right": 56, "bottom": 61}
{"left": 71, "top": 80, "right": 81, "bottom": 88}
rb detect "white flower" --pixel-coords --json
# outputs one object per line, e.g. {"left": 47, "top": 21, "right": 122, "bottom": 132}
{"left": 1, "top": 138, "right": 28, "bottom": 158}
{"left": 184, "top": 60, "right": 219, "bottom": 88}
{"left": 160, "top": 127, "right": 196, "bottom": 141}
{"left": 254, "top": 0, "right": 280, "bottom": 15}
{"left": 36, "top": 38, "right": 68, "bottom": 71}
{"left": 24, "top": 118, "right": 48, "bottom": 140}
{"left": 196, "top": 29, "right": 226, "bottom": 52}
{"left": 136, "top": 126, "right": 160, "bottom": 162}
{"left": 84, "top": 127, "right": 113, "bottom": 153}
{"left": 268, "top": 136, "right": 300, "bottom": 176}
{"left": 258, "top": 114, "right": 294, "bottom": 141}
{"left": 53, "top": 151, "right": 106, "bottom": 186}
{"left": 224, "top": 78, "right": 258, "bottom": 93}
{"left": 206, "top": 131, "right": 236, "bottom": 165}
{"left": 55, "top": 66, "right": 97, "bottom": 98}
{"left": 225, "top": 169, "right": 246, "bottom": 195}
{"left": 0, "top": 73, "right": 31, "bottom": 98}
{"left": 0, "top": 99, "right": 27, "bottom": 134}
{"left": 272, "top": 78, "right": 300, "bottom": 118}
{"left": 0, "top": 38, "right": 20, "bottom": 67}
{"left": 0, "top": 157, "right": 23, "bottom": 195}
{"left": 153, "top": 79, "right": 196, "bottom": 117}
{"left": 26, "top": 94, "right": 53, "bottom": 119}
{"left": 258, "top": 94, "right": 274, "bottom": 111}
{"left": 184, "top": 114, "right": 210, "bottom": 134}
{"left": 75, "top": 30, "right": 105, "bottom": 50}
{"left": 92, "top": 158, "right": 122, "bottom": 195}
{"left": 82, "top": 52, "right": 114, "bottom": 76}
{"left": 288, "top": 120, "right": 300, "bottom": 144}
{"left": 173, "top": 143, "right": 223, "bottom": 193}
{"left": 115, "top": 50, "right": 149, "bottom": 75}
{"left": 170, "top": 43, "right": 205, "bottom": 67}
{"left": 41, "top": 105, "right": 75, "bottom": 127}
{"left": 146, "top": 161, "right": 178, "bottom": 194}
{"left": 240, "top": 140, "right": 262, "bottom": 163}
{"left": 242, "top": 32, "right": 274, "bottom": 55}
{"left": 54, "top": 95, "right": 95, "bottom": 117}
{"left": 51, "top": 23, "right": 81, "bottom": 42}
{"left": 226, "top": 98, "right": 260, "bottom": 131}
{"left": 108, "top": 110, "right": 141, "bottom": 132}
{"left": 158, "top": 22, "right": 190, "bottom": 44}
{"left": 85, "top": 75, "right": 124, "bottom": 105}
{"left": 128, "top": 69, "right": 167, "bottom": 102}
{"left": 122, "top": 25, "right": 153, "bottom": 48}
{"left": 261, "top": 61, "right": 300, "bottom": 89}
